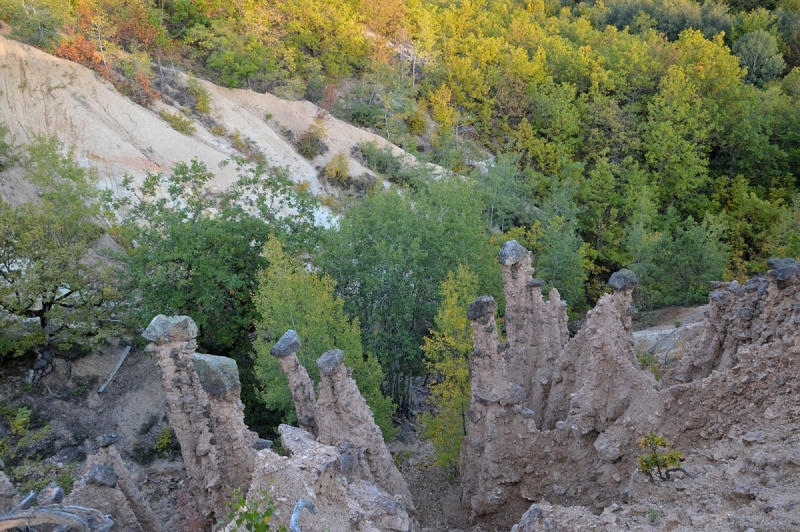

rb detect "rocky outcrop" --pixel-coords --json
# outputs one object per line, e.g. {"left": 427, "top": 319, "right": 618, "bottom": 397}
{"left": 461, "top": 243, "right": 662, "bottom": 522}
{"left": 469, "top": 249, "right": 800, "bottom": 528}
{"left": 666, "top": 258, "right": 800, "bottom": 385}
{"left": 236, "top": 423, "right": 416, "bottom": 532}
{"left": 270, "top": 329, "right": 317, "bottom": 436}
{"left": 144, "top": 318, "right": 417, "bottom": 531}
{"left": 65, "top": 440, "right": 161, "bottom": 532}
{"left": 143, "top": 314, "right": 257, "bottom": 524}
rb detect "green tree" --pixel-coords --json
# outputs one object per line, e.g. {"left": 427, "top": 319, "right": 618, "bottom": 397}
{"left": 0, "top": 136, "right": 122, "bottom": 358}
{"left": 642, "top": 65, "right": 711, "bottom": 216}
{"left": 733, "top": 29, "right": 787, "bottom": 87}
{"left": 0, "top": 0, "right": 71, "bottom": 48}
{"left": 420, "top": 266, "right": 477, "bottom": 472}
{"left": 626, "top": 211, "right": 730, "bottom": 309}
{"left": 319, "top": 177, "right": 496, "bottom": 408}
{"left": 116, "top": 158, "right": 317, "bottom": 356}
{"left": 252, "top": 235, "right": 396, "bottom": 439}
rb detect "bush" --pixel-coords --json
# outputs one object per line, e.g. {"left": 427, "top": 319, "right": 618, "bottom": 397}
{"left": 295, "top": 119, "right": 328, "bottom": 159}
{"left": 323, "top": 152, "right": 350, "bottom": 185}
{"left": 160, "top": 109, "right": 196, "bottom": 135}
{"left": 226, "top": 489, "right": 287, "bottom": 532}
{"left": 636, "top": 432, "right": 691, "bottom": 481}
{"left": 357, "top": 141, "right": 428, "bottom": 187}
{"left": 186, "top": 76, "right": 211, "bottom": 114}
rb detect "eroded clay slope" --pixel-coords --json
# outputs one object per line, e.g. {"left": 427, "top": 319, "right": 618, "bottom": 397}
{"left": 0, "top": 35, "right": 422, "bottom": 205}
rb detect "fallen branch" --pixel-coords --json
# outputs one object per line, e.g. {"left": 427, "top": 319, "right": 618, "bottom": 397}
{"left": 0, "top": 504, "right": 114, "bottom": 532}
{"left": 98, "top": 345, "right": 131, "bottom": 393}
{"left": 46, "top": 385, "right": 65, "bottom": 400}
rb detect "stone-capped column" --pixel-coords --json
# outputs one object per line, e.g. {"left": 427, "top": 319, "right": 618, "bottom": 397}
{"left": 270, "top": 329, "right": 317, "bottom": 436}
{"left": 315, "top": 349, "right": 416, "bottom": 516}
{"left": 143, "top": 315, "right": 256, "bottom": 523}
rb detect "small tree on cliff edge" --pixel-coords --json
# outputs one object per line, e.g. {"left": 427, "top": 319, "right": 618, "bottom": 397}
{"left": 637, "top": 432, "right": 693, "bottom": 481}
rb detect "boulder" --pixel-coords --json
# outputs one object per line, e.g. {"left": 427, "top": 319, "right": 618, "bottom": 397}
{"left": 191, "top": 353, "right": 241, "bottom": 400}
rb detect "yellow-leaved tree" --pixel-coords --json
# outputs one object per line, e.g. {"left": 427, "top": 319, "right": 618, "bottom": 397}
{"left": 252, "top": 235, "right": 397, "bottom": 440}
{"left": 420, "top": 265, "right": 478, "bottom": 473}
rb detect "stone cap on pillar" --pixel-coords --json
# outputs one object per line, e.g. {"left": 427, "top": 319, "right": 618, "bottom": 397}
{"left": 467, "top": 296, "right": 498, "bottom": 320}
{"left": 608, "top": 269, "right": 639, "bottom": 292}
{"left": 142, "top": 315, "right": 198, "bottom": 344}
{"left": 192, "top": 353, "right": 241, "bottom": 400}
{"left": 317, "top": 349, "right": 345, "bottom": 375}
{"left": 499, "top": 240, "right": 531, "bottom": 267}
{"left": 270, "top": 329, "right": 302, "bottom": 358}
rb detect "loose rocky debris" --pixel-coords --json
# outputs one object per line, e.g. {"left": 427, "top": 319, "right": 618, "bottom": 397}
{"left": 462, "top": 243, "right": 800, "bottom": 531}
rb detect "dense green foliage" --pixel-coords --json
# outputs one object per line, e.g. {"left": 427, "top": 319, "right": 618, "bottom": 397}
{"left": 115, "top": 158, "right": 317, "bottom": 356}
{"left": 0, "top": 136, "right": 123, "bottom": 358}
{"left": 318, "top": 176, "right": 499, "bottom": 407}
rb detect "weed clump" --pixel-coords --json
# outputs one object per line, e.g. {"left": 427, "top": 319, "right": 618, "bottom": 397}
{"left": 160, "top": 109, "right": 196, "bottom": 135}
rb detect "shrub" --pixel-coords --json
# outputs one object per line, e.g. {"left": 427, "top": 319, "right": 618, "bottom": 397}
{"left": 295, "top": 119, "right": 328, "bottom": 159}
{"left": 636, "top": 432, "right": 692, "bottom": 481}
{"left": 186, "top": 76, "right": 211, "bottom": 114}
{"left": 637, "top": 352, "right": 661, "bottom": 380}
{"left": 323, "top": 153, "right": 350, "bottom": 185}
{"left": 160, "top": 109, "right": 196, "bottom": 135}
{"left": 226, "top": 488, "right": 287, "bottom": 532}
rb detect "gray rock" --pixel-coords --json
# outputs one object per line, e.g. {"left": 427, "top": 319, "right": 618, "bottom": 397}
{"left": 742, "top": 431, "right": 766, "bottom": 445}
{"left": 768, "top": 266, "right": 797, "bottom": 289}
{"left": 96, "top": 434, "right": 118, "bottom": 448}
{"left": 766, "top": 257, "right": 797, "bottom": 270}
{"left": 270, "top": 329, "right": 301, "bottom": 358}
{"left": 499, "top": 240, "right": 530, "bottom": 267}
{"left": 529, "top": 278, "right": 546, "bottom": 288}
{"left": 317, "top": 349, "right": 345, "bottom": 375}
{"left": 731, "top": 484, "right": 756, "bottom": 500}
{"left": 37, "top": 482, "right": 64, "bottom": 505}
{"left": 594, "top": 432, "right": 623, "bottom": 462}
{"left": 553, "top": 485, "right": 566, "bottom": 495}
{"left": 192, "top": 353, "right": 242, "bottom": 400}
{"left": 0, "top": 457, "right": 4, "bottom": 470}
{"left": 467, "top": 296, "right": 498, "bottom": 320}
{"left": 279, "top": 424, "right": 318, "bottom": 456}
{"left": 191, "top": 353, "right": 241, "bottom": 400}
{"left": 86, "top": 464, "right": 118, "bottom": 487}
{"left": 608, "top": 269, "right": 639, "bottom": 291}
{"left": 500, "top": 383, "right": 526, "bottom": 406}
{"left": 142, "top": 315, "right": 198, "bottom": 344}
{"left": 253, "top": 438, "right": 273, "bottom": 451}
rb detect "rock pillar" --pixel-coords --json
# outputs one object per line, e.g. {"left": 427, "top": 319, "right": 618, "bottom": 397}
{"left": 270, "top": 329, "right": 317, "bottom": 436}
{"left": 143, "top": 314, "right": 256, "bottom": 523}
